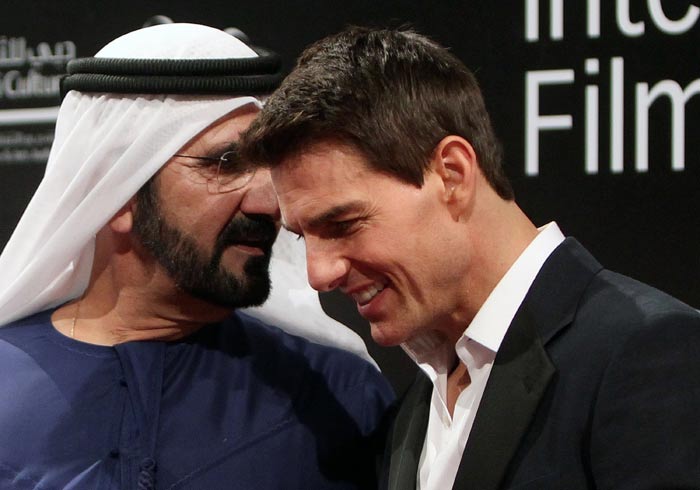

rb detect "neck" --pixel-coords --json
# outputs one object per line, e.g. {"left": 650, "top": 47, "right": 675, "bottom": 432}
{"left": 444, "top": 191, "right": 538, "bottom": 344}
{"left": 52, "top": 236, "right": 234, "bottom": 346}
{"left": 52, "top": 283, "right": 233, "bottom": 346}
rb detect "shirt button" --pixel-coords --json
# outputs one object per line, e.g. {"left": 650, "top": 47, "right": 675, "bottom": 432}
{"left": 118, "top": 378, "right": 127, "bottom": 387}
{"left": 109, "top": 449, "right": 120, "bottom": 459}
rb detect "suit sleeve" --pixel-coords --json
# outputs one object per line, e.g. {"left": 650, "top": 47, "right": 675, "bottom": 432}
{"left": 589, "top": 309, "right": 700, "bottom": 489}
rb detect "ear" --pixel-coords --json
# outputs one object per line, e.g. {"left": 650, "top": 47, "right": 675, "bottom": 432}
{"left": 429, "top": 135, "right": 478, "bottom": 215}
{"left": 108, "top": 198, "right": 135, "bottom": 234}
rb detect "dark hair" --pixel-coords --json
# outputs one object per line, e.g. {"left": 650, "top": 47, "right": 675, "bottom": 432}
{"left": 241, "top": 26, "right": 513, "bottom": 200}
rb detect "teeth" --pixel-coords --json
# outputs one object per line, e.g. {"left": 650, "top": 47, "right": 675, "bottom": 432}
{"left": 354, "top": 284, "right": 385, "bottom": 305}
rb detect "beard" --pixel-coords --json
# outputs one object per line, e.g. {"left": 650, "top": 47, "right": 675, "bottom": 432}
{"left": 132, "top": 179, "right": 277, "bottom": 309}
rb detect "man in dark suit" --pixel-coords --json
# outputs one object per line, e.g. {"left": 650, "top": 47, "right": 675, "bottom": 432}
{"left": 241, "top": 26, "right": 700, "bottom": 489}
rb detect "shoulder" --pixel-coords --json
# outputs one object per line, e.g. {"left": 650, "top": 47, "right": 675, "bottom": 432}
{"left": 0, "top": 310, "right": 72, "bottom": 432}
{"left": 548, "top": 267, "right": 700, "bottom": 397}
{"left": 0, "top": 308, "right": 54, "bottom": 336}
{"left": 219, "top": 312, "right": 395, "bottom": 438}
{"left": 542, "top": 239, "right": 696, "bottom": 331}
{"left": 539, "top": 260, "right": 700, "bottom": 386}
{"left": 0, "top": 309, "right": 56, "bottom": 357}
{"left": 584, "top": 269, "right": 700, "bottom": 360}
{"left": 225, "top": 311, "right": 394, "bottom": 398}
{"left": 576, "top": 269, "right": 699, "bottom": 336}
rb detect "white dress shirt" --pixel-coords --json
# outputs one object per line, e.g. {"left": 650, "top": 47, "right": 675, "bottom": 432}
{"left": 401, "top": 222, "right": 565, "bottom": 490}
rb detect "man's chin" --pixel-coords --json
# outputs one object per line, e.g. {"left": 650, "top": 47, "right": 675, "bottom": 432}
{"left": 179, "top": 258, "right": 272, "bottom": 310}
{"left": 369, "top": 322, "right": 405, "bottom": 347}
{"left": 187, "top": 281, "right": 270, "bottom": 310}
{"left": 232, "top": 278, "right": 272, "bottom": 308}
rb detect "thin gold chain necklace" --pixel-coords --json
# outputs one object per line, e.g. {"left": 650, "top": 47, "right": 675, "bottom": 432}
{"left": 70, "top": 298, "right": 82, "bottom": 338}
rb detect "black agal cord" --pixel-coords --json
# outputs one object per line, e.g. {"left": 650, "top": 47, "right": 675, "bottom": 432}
{"left": 60, "top": 48, "right": 283, "bottom": 98}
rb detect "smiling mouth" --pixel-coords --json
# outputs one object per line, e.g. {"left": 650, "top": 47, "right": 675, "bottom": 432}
{"left": 350, "top": 282, "right": 387, "bottom": 306}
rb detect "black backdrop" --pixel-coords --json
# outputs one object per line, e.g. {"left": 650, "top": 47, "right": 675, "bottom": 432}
{"left": 2, "top": 1, "right": 698, "bottom": 393}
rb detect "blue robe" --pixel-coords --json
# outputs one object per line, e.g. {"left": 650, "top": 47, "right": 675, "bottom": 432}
{"left": 0, "top": 309, "right": 394, "bottom": 489}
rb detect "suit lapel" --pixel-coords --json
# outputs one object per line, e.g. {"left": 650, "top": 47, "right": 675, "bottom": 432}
{"left": 386, "top": 372, "right": 432, "bottom": 490}
{"left": 452, "top": 307, "right": 555, "bottom": 489}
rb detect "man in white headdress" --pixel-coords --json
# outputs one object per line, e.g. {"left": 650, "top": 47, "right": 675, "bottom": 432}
{"left": 0, "top": 23, "right": 393, "bottom": 490}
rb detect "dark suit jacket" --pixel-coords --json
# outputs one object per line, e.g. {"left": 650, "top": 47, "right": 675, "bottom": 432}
{"left": 383, "top": 238, "right": 700, "bottom": 490}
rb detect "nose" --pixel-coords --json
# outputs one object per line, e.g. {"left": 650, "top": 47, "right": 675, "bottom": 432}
{"left": 239, "top": 168, "right": 281, "bottom": 221}
{"left": 305, "top": 238, "right": 349, "bottom": 292}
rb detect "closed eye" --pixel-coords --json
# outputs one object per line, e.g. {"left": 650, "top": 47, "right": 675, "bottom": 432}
{"left": 321, "top": 219, "right": 360, "bottom": 239}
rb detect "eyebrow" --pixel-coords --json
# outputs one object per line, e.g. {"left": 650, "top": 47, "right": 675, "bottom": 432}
{"left": 306, "top": 201, "right": 365, "bottom": 229}
{"left": 210, "top": 141, "right": 239, "bottom": 157}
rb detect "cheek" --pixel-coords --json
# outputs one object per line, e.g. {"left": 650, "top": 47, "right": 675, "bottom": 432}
{"left": 396, "top": 203, "right": 464, "bottom": 295}
{"left": 352, "top": 227, "right": 422, "bottom": 282}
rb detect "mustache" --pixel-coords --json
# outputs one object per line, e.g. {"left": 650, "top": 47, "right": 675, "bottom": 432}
{"left": 215, "top": 214, "right": 279, "bottom": 255}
